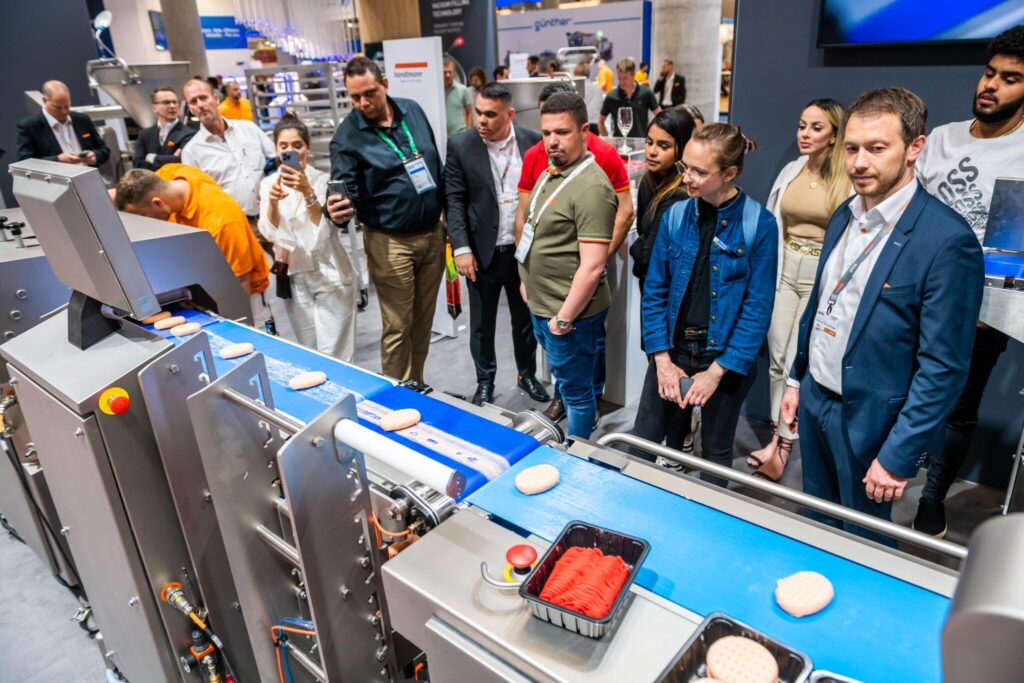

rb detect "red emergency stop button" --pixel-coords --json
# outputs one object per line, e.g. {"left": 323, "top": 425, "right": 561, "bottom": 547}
{"left": 109, "top": 395, "right": 130, "bottom": 414}
{"left": 99, "top": 387, "right": 130, "bottom": 415}
{"left": 506, "top": 544, "right": 537, "bottom": 572}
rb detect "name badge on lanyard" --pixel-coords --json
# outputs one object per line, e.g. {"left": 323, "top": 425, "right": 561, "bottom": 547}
{"left": 404, "top": 155, "right": 436, "bottom": 194}
{"left": 376, "top": 119, "right": 436, "bottom": 195}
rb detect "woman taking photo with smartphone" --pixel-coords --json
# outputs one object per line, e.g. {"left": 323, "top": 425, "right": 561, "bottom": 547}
{"left": 259, "top": 113, "right": 358, "bottom": 361}
{"left": 633, "top": 123, "right": 778, "bottom": 485}
{"left": 747, "top": 98, "right": 850, "bottom": 481}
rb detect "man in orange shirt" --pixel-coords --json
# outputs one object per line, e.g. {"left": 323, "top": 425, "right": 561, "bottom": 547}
{"left": 218, "top": 80, "right": 254, "bottom": 122}
{"left": 114, "top": 164, "right": 271, "bottom": 324}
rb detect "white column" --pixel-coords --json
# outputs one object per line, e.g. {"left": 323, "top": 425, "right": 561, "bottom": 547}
{"left": 651, "top": 0, "right": 722, "bottom": 121}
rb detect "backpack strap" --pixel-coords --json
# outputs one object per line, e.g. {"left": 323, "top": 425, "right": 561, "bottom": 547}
{"left": 741, "top": 195, "right": 762, "bottom": 252}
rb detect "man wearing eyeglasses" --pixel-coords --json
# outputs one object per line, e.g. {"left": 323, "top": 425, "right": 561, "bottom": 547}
{"left": 132, "top": 87, "right": 196, "bottom": 171}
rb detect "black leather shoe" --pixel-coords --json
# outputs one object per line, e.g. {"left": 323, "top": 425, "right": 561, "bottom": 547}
{"left": 542, "top": 398, "right": 565, "bottom": 422}
{"left": 517, "top": 375, "right": 551, "bottom": 402}
{"left": 472, "top": 382, "right": 495, "bottom": 406}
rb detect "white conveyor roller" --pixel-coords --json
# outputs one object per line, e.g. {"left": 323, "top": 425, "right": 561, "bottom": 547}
{"left": 333, "top": 418, "right": 466, "bottom": 498}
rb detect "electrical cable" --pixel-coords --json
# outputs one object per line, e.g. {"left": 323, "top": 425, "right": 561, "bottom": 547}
{"left": 371, "top": 513, "right": 411, "bottom": 538}
{"left": 271, "top": 620, "right": 316, "bottom": 683}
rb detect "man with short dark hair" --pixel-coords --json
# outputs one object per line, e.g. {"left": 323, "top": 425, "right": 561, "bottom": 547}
{"left": 527, "top": 55, "right": 540, "bottom": 77}
{"left": 443, "top": 56, "right": 473, "bottom": 138}
{"left": 598, "top": 57, "right": 660, "bottom": 137}
{"left": 517, "top": 82, "right": 635, "bottom": 423}
{"left": 327, "top": 56, "right": 445, "bottom": 383}
{"left": 493, "top": 65, "right": 509, "bottom": 81}
{"left": 17, "top": 80, "right": 110, "bottom": 167}
{"left": 517, "top": 92, "right": 617, "bottom": 439}
{"left": 133, "top": 87, "right": 196, "bottom": 171}
{"left": 653, "top": 59, "right": 686, "bottom": 107}
{"left": 446, "top": 82, "right": 548, "bottom": 406}
{"left": 912, "top": 25, "right": 1024, "bottom": 537}
{"left": 780, "top": 87, "right": 984, "bottom": 540}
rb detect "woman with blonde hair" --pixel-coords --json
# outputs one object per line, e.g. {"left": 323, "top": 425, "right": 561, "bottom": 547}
{"left": 748, "top": 98, "right": 852, "bottom": 481}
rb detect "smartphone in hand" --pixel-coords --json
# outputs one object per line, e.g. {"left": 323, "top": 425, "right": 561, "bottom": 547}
{"left": 78, "top": 152, "right": 89, "bottom": 158}
{"left": 327, "top": 180, "right": 350, "bottom": 200}
{"left": 280, "top": 150, "right": 301, "bottom": 171}
{"left": 678, "top": 376, "right": 695, "bottom": 398}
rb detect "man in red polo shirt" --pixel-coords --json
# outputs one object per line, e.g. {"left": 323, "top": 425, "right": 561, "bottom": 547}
{"left": 516, "top": 82, "right": 635, "bottom": 423}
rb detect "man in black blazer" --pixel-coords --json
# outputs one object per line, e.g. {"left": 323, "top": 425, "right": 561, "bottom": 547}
{"left": 653, "top": 59, "right": 686, "bottom": 108}
{"left": 16, "top": 81, "right": 110, "bottom": 167}
{"left": 445, "top": 82, "right": 550, "bottom": 406}
{"left": 132, "top": 87, "right": 196, "bottom": 171}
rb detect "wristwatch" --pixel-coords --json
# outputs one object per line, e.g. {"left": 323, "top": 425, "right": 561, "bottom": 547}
{"left": 555, "top": 317, "right": 573, "bottom": 332}
{"left": 304, "top": 193, "right": 319, "bottom": 208}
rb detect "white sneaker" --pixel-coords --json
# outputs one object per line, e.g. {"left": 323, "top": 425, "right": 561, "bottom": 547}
{"left": 656, "top": 456, "right": 684, "bottom": 471}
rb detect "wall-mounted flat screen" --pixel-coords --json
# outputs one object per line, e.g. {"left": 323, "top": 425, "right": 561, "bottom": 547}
{"left": 819, "top": 0, "right": 1024, "bottom": 47}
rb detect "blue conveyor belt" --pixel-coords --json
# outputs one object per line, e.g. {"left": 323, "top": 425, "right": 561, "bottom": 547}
{"left": 469, "top": 446, "right": 950, "bottom": 682}
{"left": 140, "top": 311, "right": 539, "bottom": 499}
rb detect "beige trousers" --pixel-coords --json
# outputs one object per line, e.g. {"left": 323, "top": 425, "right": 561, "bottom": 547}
{"left": 363, "top": 223, "right": 445, "bottom": 383}
{"left": 767, "top": 238, "right": 820, "bottom": 439}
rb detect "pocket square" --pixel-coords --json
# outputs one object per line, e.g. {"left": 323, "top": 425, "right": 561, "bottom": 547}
{"left": 82, "top": 132, "right": 91, "bottom": 139}
{"left": 883, "top": 282, "right": 891, "bottom": 288}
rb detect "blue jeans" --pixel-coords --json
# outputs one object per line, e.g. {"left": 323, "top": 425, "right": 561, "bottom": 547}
{"left": 552, "top": 318, "right": 606, "bottom": 402}
{"left": 532, "top": 309, "right": 607, "bottom": 439}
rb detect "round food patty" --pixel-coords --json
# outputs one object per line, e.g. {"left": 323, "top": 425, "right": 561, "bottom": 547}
{"left": 775, "top": 570, "right": 834, "bottom": 618}
{"left": 705, "top": 635, "right": 778, "bottom": 683}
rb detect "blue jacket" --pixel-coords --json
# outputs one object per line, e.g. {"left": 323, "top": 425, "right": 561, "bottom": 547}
{"left": 642, "top": 190, "right": 778, "bottom": 375}
{"left": 790, "top": 183, "right": 984, "bottom": 477}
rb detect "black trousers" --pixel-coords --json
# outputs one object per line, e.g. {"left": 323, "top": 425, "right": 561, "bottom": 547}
{"left": 630, "top": 342, "right": 756, "bottom": 487}
{"left": 467, "top": 248, "right": 537, "bottom": 384}
{"left": 921, "top": 325, "right": 1010, "bottom": 502}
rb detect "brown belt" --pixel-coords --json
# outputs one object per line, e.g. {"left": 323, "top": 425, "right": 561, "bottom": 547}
{"left": 785, "top": 237, "right": 822, "bottom": 257}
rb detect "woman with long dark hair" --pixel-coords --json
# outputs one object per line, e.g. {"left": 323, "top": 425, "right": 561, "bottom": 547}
{"left": 259, "top": 113, "right": 358, "bottom": 361}
{"left": 630, "top": 107, "right": 697, "bottom": 294}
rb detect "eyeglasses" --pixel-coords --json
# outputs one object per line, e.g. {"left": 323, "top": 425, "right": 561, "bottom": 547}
{"left": 675, "top": 161, "right": 717, "bottom": 183}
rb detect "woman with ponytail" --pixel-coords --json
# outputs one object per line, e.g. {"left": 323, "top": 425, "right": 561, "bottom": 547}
{"left": 635, "top": 123, "right": 778, "bottom": 486}
{"left": 748, "top": 99, "right": 852, "bottom": 481}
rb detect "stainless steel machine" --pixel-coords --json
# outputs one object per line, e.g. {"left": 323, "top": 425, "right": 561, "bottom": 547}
{"left": 5, "top": 160, "right": 1024, "bottom": 683}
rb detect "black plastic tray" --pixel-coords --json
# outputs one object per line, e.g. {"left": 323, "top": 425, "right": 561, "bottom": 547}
{"left": 519, "top": 520, "right": 649, "bottom": 638}
{"left": 810, "top": 672, "right": 862, "bottom": 683}
{"left": 657, "top": 612, "right": 813, "bottom": 682}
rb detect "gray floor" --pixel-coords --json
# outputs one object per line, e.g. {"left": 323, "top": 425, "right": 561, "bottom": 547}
{"left": 0, "top": 287, "right": 1004, "bottom": 680}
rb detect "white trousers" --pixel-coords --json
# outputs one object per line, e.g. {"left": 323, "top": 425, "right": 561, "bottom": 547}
{"left": 284, "top": 272, "right": 357, "bottom": 363}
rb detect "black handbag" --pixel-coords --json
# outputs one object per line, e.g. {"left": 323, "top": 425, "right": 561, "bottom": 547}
{"left": 271, "top": 260, "right": 292, "bottom": 299}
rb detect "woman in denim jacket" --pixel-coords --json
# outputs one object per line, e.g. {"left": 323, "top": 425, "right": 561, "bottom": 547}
{"left": 634, "top": 123, "right": 778, "bottom": 485}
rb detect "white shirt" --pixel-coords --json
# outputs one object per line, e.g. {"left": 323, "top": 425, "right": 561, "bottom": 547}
{"left": 808, "top": 179, "right": 918, "bottom": 395}
{"left": 257, "top": 165, "right": 354, "bottom": 288}
{"left": 181, "top": 118, "right": 274, "bottom": 216}
{"left": 158, "top": 120, "right": 177, "bottom": 145}
{"left": 915, "top": 118, "right": 1024, "bottom": 244}
{"left": 43, "top": 109, "right": 81, "bottom": 154}
{"left": 583, "top": 79, "right": 604, "bottom": 125}
{"left": 453, "top": 127, "right": 522, "bottom": 257}
{"left": 660, "top": 72, "right": 675, "bottom": 107}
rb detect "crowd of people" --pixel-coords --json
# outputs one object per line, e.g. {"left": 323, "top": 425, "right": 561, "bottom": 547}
{"left": 13, "top": 24, "right": 1024, "bottom": 539}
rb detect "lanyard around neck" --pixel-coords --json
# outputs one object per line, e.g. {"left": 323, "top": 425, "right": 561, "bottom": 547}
{"left": 375, "top": 119, "right": 419, "bottom": 161}
{"left": 826, "top": 198, "right": 911, "bottom": 314}
{"left": 527, "top": 155, "right": 595, "bottom": 227}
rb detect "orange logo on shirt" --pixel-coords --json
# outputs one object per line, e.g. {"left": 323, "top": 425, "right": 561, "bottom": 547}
{"left": 82, "top": 132, "right": 91, "bottom": 138}
{"left": 167, "top": 140, "right": 175, "bottom": 147}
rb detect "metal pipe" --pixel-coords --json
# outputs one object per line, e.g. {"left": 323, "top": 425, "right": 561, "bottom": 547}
{"left": 596, "top": 432, "right": 968, "bottom": 561}
{"left": 287, "top": 644, "right": 326, "bottom": 682}
{"left": 222, "top": 387, "right": 303, "bottom": 434}
{"left": 273, "top": 497, "right": 292, "bottom": 520}
{"left": 254, "top": 524, "right": 301, "bottom": 568}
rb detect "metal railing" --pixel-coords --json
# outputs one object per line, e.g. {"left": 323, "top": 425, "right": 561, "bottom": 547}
{"left": 596, "top": 432, "right": 968, "bottom": 561}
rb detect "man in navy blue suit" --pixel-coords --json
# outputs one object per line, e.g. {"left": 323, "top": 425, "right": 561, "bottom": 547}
{"left": 780, "top": 87, "right": 984, "bottom": 541}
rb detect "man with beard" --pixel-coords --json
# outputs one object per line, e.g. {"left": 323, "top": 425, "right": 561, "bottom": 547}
{"left": 780, "top": 87, "right": 983, "bottom": 542}
{"left": 912, "top": 25, "right": 1024, "bottom": 537}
